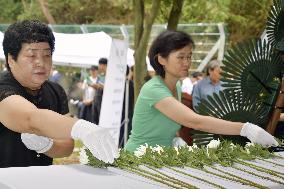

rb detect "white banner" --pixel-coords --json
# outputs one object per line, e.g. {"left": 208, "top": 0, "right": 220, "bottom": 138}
{"left": 99, "top": 39, "right": 127, "bottom": 144}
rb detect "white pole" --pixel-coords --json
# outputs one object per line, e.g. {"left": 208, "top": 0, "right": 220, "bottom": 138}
{"left": 120, "top": 24, "right": 130, "bottom": 145}
{"left": 217, "top": 23, "right": 225, "bottom": 61}
{"left": 123, "top": 79, "right": 130, "bottom": 145}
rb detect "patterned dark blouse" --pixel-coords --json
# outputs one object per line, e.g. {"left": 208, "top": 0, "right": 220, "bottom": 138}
{"left": 0, "top": 71, "right": 68, "bottom": 168}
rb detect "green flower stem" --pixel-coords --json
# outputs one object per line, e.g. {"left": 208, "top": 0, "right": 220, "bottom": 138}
{"left": 273, "top": 154, "right": 284, "bottom": 160}
{"left": 119, "top": 163, "right": 192, "bottom": 189}
{"left": 145, "top": 165, "right": 198, "bottom": 189}
{"left": 125, "top": 166, "right": 183, "bottom": 189}
{"left": 208, "top": 166, "right": 268, "bottom": 189}
{"left": 256, "top": 157, "right": 284, "bottom": 167}
{"left": 232, "top": 166, "right": 284, "bottom": 186}
{"left": 236, "top": 160, "right": 284, "bottom": 180}
{"left": 166, "top": 166, "right": 225, "bottom": 189}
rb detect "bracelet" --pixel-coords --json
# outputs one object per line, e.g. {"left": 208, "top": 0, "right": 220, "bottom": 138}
{"left": 274, "top": 105, "right": 284, "bottom": 110}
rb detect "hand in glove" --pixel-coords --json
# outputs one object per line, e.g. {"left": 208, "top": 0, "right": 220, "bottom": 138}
{"left": 240, "top": 122, "right": 279, "bottom": 147}
{"left": 172, "top": 137, "right": 187, "bottom": 147}
{"left": 71, "top": 119, "right": 119, "bottom": 164}
{"left": 21, "top": 133, "right": 53, "bottom": 153}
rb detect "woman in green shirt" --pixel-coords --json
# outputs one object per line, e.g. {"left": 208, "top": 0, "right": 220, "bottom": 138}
{"left": 125, "top": 30, "right": 278, "bottom": 152}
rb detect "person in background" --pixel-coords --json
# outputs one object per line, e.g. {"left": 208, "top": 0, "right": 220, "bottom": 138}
{"left": 191, "top": 71, "right": 203, "bottom": 85}
{"left": 0, "top": 20, "right": 118, "bottom": 167}
{"left": 49, "top": 65, "right": 62, "bottom": 83}
{"left": 180, "top": 71, "right": 203, "bottom": 96}
{"left": 90, "top": 58, "right": 107, "bottom": 124}
{"left": 77, "top": 65, "right": 98, "bottom": 122}
{"left": 125, "top": 30, "right": 278, "bottom": 152}
{"left": 177, "top": 71, "right": 204, "bottom": 145}
{"left": 119, "top": 66, "right": 134, "bottom": 147}
{"left": 192, "top": 59, "right": 223, "bottom": 111}
{"left": 275, "top": 38, "right": 284, "bottom": 139}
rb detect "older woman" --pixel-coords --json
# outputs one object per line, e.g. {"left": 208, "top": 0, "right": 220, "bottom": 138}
{"left": 0, "top": 20, "right": 118, "bottom": 167}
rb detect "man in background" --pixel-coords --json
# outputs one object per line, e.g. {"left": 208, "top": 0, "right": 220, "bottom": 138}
{"left": 77, "top": 65, "right": 98, "bottom": 122}
{"left": 192, "top": 59, "right": 223, "bottom": 111}
{"left": 181, "top": 71, "right": 203, "bottom": 96}
{"left": 90, "top": 58, "right": 107, "bottom": 124}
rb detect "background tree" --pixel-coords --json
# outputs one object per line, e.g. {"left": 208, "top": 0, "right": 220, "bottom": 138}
{"left": 0, "top": 0, "right": 274, "bottom": 99}
{"left": 0, "top": 0, "right": 273, "bottom": 44}
{"left": 166, "top": 0, "right": 184, "bottom": 31}
{"left": 226, "top": 0, "right": 272, "bottom": 44}
{"left": 132, "top": 0, "right": 161, "bottom": 100}
{"left": 38, "top": 0, "right": 56, "bottom": 24}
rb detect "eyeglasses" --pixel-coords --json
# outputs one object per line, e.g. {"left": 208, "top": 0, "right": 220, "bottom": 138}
{"left": 23, "top": 48, "right": 52, "bottom": 57}
{"left": 176, "top": 56, "right": 192, "bottom": 62}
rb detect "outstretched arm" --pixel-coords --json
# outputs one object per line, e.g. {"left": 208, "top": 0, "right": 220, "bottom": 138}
{"left": 0, "top": 95, "right": 118, "bottom": 163}
{"left": 155, "top": 96, "right": 243, "bottom": 135}
{"left": 0, "top": 95, "right": 76, "bottom": 138}
{"left": 155, "top": 97, "right": 278, "bottom": 147}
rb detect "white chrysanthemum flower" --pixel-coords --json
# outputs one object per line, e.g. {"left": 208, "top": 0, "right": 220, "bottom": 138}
{"left": 192, "top": 143, "right": 199, "bottom": 149}
{"left": 230, "top": 143, "right": 236, "bottom": 149}
{"left": 79, "top": 147, "right": 89, "bottom": 165}
{"left": 187, "top": 146, "right": 194, "bottom": 152}
{"left": 151, "top": 145, "right": 164, "bottom": 155}
{"left": 246, "top": 148, "right": 250, "bottom": 154}
{"left": 207, "top": 139, "right": 220, "bottom": 149}
{"left": 134, "top": 143, "right": 148, "bottom": 158}
{"left": 174, "top": 147, "right": 179, "bottom": 155}
{"left": 206, "top": 147, "right": 210, "bottom": 157}
{"left": 245, "top": 142, "right": 255, "bottom": 148}
{"left": 245, "top": 142, "right": 254, "bottom": 154}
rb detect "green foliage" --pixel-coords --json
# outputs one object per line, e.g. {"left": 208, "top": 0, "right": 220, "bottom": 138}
{"left": 17, "top": 1, "right": 45, "bottom": 21}
{"left": 0, "top": 0, "right": 274, "bottom": 44}
{"left": 82, "top": 141, "right": 283, "bottom": 188}
{"left": 0, "top": 0, "right": 23, "bottom": 23}
{"left": 47, "top": 0, "right": 133, "bottom": 24}
{"left": 226, "top": 0, "right": 272, "bottom": 44}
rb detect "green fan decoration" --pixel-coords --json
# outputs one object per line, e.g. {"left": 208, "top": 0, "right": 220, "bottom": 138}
{"left": 193, "top": 38, "right": 283, "bottom": 146}
{"left": 221, "top": 38, "right": 283, "bottom": 105}
{"left": 191, "top": 0, "right": 284, "bottom": 146}
{"left": 194, "top": 90, "right": 270, "bottom": 145}
{"left": 266, "top": 0, "right": 284, "bottom": 49}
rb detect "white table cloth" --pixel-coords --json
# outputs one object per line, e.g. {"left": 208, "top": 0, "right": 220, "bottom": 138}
{"left": 0, "top": 152, "right": 283, "bottom": 189}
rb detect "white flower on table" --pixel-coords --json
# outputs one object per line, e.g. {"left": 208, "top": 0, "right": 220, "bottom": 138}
{"left": 151, "top": 145, "right": 164, "bottom": 155}
{"left": 174, "top": 147, "right": 179, "bottom": 155}
{"left": 187, "top": 146, "right": 194, "bottom": 152}
{"left": 245, "top": 142, "right": 255, "bottom": 148}
{"left": 192, "top": 143, "right": 199, "bottom": 149}
{"left": 207, "top": 139, "right": 221, "bottom": 149}
{"left": 245, "top": 142, "right": 255, "bottom": 154}
{"left": 230, "top": 143, "right": 236, "bottom": 149}
{"left": 134, "top": 143, "right": 148, "bottom": 158}
{"left": 79, "top": 147, "right": 89, "bottom": 165}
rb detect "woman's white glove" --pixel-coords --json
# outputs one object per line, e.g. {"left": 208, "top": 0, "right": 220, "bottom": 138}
{"left": 71, "top": 119, "right": 119, "bottom": 164}
{"left": 240, "top": 122, "right": 279, "bottom": 147}
{"left": 172, "top": 137, "right": 187, "bottom": 147}
{"left": 21, "top": 133, "right": 53, "bottom": 153}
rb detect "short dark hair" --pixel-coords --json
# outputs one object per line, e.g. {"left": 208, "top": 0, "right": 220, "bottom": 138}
{"left": 3, "top": 20, "right": 55, "bottom": 71}
{"left": 148, "top": 30, "right": 194, "bottom": 78}
{"left": 192, "top": 71, "right": 203, "bottom": 78}
{"left": 90, "top": 65, "right": 98, "bottom": 70}
{"left": 98, "top": 57, "right": 108, "bottom": 65}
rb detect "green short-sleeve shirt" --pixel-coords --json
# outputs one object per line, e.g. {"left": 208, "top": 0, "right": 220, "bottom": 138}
{"left": 125, "top": 76, "right": 182, "bottom": 152}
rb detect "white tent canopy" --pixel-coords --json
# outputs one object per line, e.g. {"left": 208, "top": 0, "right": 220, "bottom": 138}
{"left": 0, "top": 31, "right": 153, "bottom": 70}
